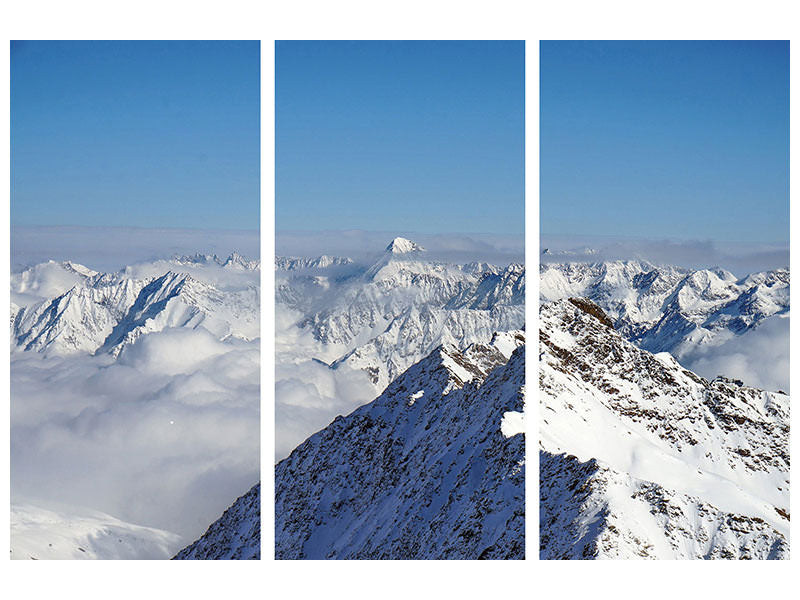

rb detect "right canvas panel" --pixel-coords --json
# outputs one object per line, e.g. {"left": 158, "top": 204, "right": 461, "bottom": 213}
{"left": 539, "top": 40, "right": 790, "bottom": 559}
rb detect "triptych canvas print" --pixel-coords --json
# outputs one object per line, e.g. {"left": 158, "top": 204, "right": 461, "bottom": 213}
{"left": 8, "top": 39, "right": 789, "bottom": 561}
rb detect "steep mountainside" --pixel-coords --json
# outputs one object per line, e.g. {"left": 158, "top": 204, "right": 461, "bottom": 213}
{"left": 276, "top": 332, "right": 525, "bottom": 559}
{"left": 173, "top": 483, "right": 260, "bottom": 560}
{"left": 539, "top": 298, "right": 789, "bottom": 559}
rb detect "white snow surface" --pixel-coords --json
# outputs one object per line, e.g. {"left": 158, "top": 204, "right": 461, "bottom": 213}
{"left": 10, "top": 503, "right": 181, "bottom": 560}
{"left": 539, "top": 299, "right": 789, "bottom": 559}
{"left": 385, "top": 236, "right": 425, "bottom": 254}
{"left": 10, "top": 253, "right": 260, "bottom": 560}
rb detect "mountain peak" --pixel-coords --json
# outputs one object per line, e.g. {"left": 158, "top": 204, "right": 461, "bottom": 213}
{"left": 385, "top": 237, "right": 425, "bottom": 254}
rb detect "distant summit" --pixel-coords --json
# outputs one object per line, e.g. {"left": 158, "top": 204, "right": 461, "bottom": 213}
{"left": 385, "top": 237, "right": 425, "bottom": 254}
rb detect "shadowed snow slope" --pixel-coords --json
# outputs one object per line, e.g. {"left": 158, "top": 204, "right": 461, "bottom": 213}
{"left": 539, "top": 299, "right": 789, "bottom": 559}
{"left": 173, "top": 483, "right": 260, "bottom": 560}
{"left": 276, "top": 334, "right": 525, "bottom": 559}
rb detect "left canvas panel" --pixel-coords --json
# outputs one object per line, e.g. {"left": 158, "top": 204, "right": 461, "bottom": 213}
{"left": 10, "top": 40, "right": 261, "bottom": 559}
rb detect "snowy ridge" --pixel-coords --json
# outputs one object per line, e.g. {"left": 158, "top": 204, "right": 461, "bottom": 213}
{"left": 385, "top": 236, "right": 425, "bottom": 254}
{"left": 539, "top": 298, "right": 789, "bottom": 559}
{"left": 275, "top": 333, "right": 525, "bottom": 559}
{"left": 275, "top": 255, "right": 354, "bottom": 271}
{"left": 173, "top": 483, "right": 260, "bottom": 560}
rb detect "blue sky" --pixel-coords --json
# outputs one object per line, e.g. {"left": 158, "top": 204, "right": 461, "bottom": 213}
{"left": 276, "top": 41, "right": 525, "bottom": 235}
{"left": 541, "top": 41, "right": 789, "bottom": 245}
{"left": 11, "top": 41, "right": 259, "bottom": 230}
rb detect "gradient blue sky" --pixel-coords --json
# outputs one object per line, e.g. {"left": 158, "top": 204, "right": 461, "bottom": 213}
{"left": 11, "top": 41, "right": 259, "bottom": 230}
{"left": 276, "top": 41, "right": 525, "bottom": 235}
{"left": 541, "top": 41, "right": 789, "bottom": 244}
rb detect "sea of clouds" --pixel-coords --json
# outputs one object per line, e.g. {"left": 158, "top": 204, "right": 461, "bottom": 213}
{"left": 678, "top": 315, "right": 790, "bottom": 394}
{"left": 12, "top": 225, "right": 260, "bottom": 273}
{"left": 540, "top": 234, "right": 788, "bottom": 277}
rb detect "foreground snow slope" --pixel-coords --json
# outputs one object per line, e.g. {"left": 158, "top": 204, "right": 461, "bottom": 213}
{"left": 276, "top": 332, "right": 525, "bottom": 559}
{"left": 539, "top": 298, "right": 789, "bottom": 559}
{"left": 173, "top": 483, "right": 260, "bottom": 560}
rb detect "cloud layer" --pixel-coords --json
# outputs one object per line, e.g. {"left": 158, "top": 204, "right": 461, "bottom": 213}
{"left": 274, "top": 305, "right": 376, "bottom": 460}
{"left": 12, "top": 226, "right": 260, "bottom": 273}
{"left": 11, "top": 326, "right": 259, "bottom": 550}
{"left": 679, "top": 315, "right": 790, "bottom": 394}
{"left": 540, "top": 234, "right": 788, "bottom": 277}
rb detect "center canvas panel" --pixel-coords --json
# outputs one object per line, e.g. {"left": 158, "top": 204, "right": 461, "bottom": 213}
{"left": 274, "top": 40, "right": 526, "bottom": 560}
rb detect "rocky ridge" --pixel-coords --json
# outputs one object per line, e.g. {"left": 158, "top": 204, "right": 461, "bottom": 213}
{"left": 276, "top": 332, "right": 525, "bottom": 559}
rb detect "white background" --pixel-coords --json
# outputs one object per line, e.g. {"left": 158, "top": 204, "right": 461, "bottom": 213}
{"left": 1, "top": 1, "right": 798, "bottom": 598}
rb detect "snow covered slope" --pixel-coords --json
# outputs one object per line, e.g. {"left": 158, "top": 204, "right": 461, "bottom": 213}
{"left": 539, "top": 298, "right": 789, "bottom": 559}
{"left": 173, "top": 483, "right": 260, "bottom": 560}
{"left": 276, "top": 333, "right": 525, "bottom": 559}
{"left": 10, "top": 504, "right": 181, "bottom": 560}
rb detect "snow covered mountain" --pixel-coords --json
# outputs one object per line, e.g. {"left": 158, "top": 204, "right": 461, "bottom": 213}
{"left": 539, "top": 298, "right": 789, "bottom": 559}
{"left": 275, "top": 238, "right": 525, "bottom": 455}
{"left": 11, "top": 254, "right": 259, "bottom": 357}
{"left": 276, "top": 331, "right": 525, "bottom": 559}
{"left": 540, "top": 260, "right": 788, "bottom": 357}
{"left": 540, "top": 260, "right": 789, "bottom": 391}
{"left": 173, "top": 483, "right": 260, "bottom": 560}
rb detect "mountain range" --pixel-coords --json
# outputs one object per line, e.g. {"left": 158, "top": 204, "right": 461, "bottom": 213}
{"left": 540, "top": 260, "right": 788, "bottom": 363}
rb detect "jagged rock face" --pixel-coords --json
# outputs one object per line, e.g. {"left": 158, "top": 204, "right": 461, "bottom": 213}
{"left": 173, "top": 484, "right": 260, "bottom": 560}
{"left": 276, "top": 241, "right": 525, "bottom": 393}
{"left": 539, "top": 260, "right": 789, "bottom": 356}
{"left": 11, "top": 256, "right": 260, "bottom": 356}
{"left": 275, "top": 335, "right": 526, "bottom": 560}
{"left": 539, "top": 299, "right": 789, "bottom": 559}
